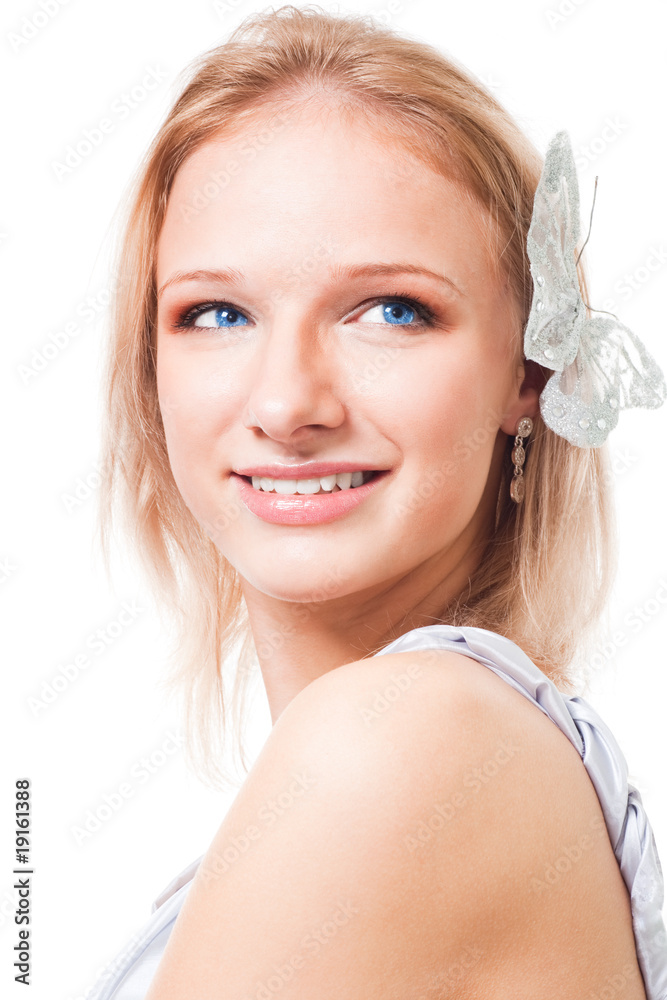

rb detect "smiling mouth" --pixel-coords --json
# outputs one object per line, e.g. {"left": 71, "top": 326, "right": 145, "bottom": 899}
{"left": 239, "top": 470, "right": 386, "bottom": 495}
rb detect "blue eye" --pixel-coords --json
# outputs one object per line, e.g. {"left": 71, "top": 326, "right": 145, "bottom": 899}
{"left": 195, "top": 305, "right": 249, "bottom": 328}
{"left": 173, "top": 294, "right": 435, "bottom": 332}
{"left": 359, "top": 300, "right": 419, "bottom": 326}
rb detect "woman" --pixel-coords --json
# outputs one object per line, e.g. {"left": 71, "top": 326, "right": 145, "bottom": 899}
{"left": 90, "top": 5, "right": 667, "bottom": 998}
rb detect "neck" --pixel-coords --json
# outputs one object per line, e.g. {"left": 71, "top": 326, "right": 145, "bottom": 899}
{"left": 241, "top": 486, "right": 497, "bottom": 726}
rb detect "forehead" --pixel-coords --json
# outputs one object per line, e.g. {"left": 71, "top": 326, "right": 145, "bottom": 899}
{"left": 157, "top": 107, "right": 499, "bottom": 294}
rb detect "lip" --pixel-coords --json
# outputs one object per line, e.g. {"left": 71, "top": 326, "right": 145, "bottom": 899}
{"left": 233, "top": 461, "right": 387, "bottom": 478}
{"left": 230, "top": 470, "right": 391, "bottom": 525}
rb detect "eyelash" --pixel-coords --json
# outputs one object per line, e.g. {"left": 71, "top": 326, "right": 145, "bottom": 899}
{"left": 171, "top": 292, "right": 438, "bottom": 331}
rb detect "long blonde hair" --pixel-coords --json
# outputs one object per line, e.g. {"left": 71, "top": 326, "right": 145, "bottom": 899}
{"left": 97, "top": 4, "right": 616, "bottom": 789}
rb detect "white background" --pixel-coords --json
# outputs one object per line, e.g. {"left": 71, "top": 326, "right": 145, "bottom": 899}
{"left": 2, "top": 0, "right": 666, "bottom": 997}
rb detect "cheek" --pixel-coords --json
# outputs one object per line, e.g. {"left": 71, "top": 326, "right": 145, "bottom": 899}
{"left": 382, "top": 354, "right": 504, "bottom": 528}
{"left": 156, "top": 346, "right": 239, "bottom": 506}
{"left": 415, "top": 398, "right": 496, "bottom": 506}
{"left": 386, "top": 343, "right": 505, "bottom": 460}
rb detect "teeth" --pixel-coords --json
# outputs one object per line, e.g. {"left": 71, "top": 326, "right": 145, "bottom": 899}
{"left": 250, "top": 470, "right": 372, "bottom": 494}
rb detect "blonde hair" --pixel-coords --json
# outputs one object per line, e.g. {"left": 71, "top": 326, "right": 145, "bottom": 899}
{"left": 98, "top": 4, "right": 616, "bottom": 789}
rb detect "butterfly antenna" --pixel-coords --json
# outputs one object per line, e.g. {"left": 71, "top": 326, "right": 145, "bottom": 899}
{"left": 574, "top": 176, "right": 621, "bottom": 319}
{"left": 575, "top": 175, "right": 598, "bottom": 269}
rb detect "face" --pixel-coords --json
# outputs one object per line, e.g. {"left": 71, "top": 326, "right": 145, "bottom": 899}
{"left": 155, "top": 105, "right": 537, "bottom": 605}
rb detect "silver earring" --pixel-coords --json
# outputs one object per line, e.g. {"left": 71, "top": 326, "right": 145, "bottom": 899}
{"left": 510, "top": 416, "right": 533, "bottom": 504}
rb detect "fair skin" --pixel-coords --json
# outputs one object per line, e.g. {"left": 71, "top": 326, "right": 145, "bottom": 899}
{"left": 147, "top": 103, "right": 646, "bottom": 997}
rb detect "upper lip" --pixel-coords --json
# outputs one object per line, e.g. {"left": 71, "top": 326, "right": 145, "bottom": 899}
{"left": 233, "top": 462, "right": 388, "bottom": 479}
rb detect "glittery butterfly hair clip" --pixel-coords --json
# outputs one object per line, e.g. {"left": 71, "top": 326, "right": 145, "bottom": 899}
{"left": 523, "top": 130, "right": 666, "bottom": 447}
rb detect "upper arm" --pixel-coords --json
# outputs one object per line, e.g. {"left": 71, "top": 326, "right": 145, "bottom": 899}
{"left": 145, "top": 649, "right": 641, "bottom": 1000}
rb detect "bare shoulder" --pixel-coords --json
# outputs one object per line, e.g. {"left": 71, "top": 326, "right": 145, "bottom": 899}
{"left": 273, "top": 646, "right": 596, "bottom": 832}
{"left": 146, "top": 647, "right": 646, "bottom": 1000}
{"left": 272, "top": 648, "right": 646, "bottom": 996}
{"left": 274, "top": 645, "right": 592, "bottom": 795}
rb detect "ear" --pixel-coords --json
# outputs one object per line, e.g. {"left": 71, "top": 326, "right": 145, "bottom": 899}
{"left": 499, "top": 358, "right": 545, "bottom": 436}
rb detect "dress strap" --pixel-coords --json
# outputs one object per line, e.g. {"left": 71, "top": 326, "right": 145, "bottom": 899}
{"left": 374, "top": 623, "right": 667, "bottom": 998}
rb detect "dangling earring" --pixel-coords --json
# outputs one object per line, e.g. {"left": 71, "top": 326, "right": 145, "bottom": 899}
{"left": 510, "top": 416, "right": 533, "bottom": 504}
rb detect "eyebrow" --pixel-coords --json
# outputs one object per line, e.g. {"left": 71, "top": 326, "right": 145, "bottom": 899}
{"left": 157, "top": 261, "right": 463, "bottom": 299}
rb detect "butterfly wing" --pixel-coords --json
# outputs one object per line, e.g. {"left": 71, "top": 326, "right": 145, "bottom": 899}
{"left": 524, "top": 130, "right": 585, "bottom": 371}
{"left": 538, "top": 316, "right": 667, "bottom": 447}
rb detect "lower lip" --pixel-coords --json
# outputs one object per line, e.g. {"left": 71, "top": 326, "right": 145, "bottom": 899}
{"left": 230, "top": 472, "right": 390, "bottom": 525}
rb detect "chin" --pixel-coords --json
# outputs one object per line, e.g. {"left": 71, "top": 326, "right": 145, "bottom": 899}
{"left": 234, "top": 556, "right": 374, "bottom": 606}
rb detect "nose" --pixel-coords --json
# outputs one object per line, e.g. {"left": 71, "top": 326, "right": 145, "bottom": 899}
{"left": 241, "top": 308, "right": 345, "bottom": 443}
